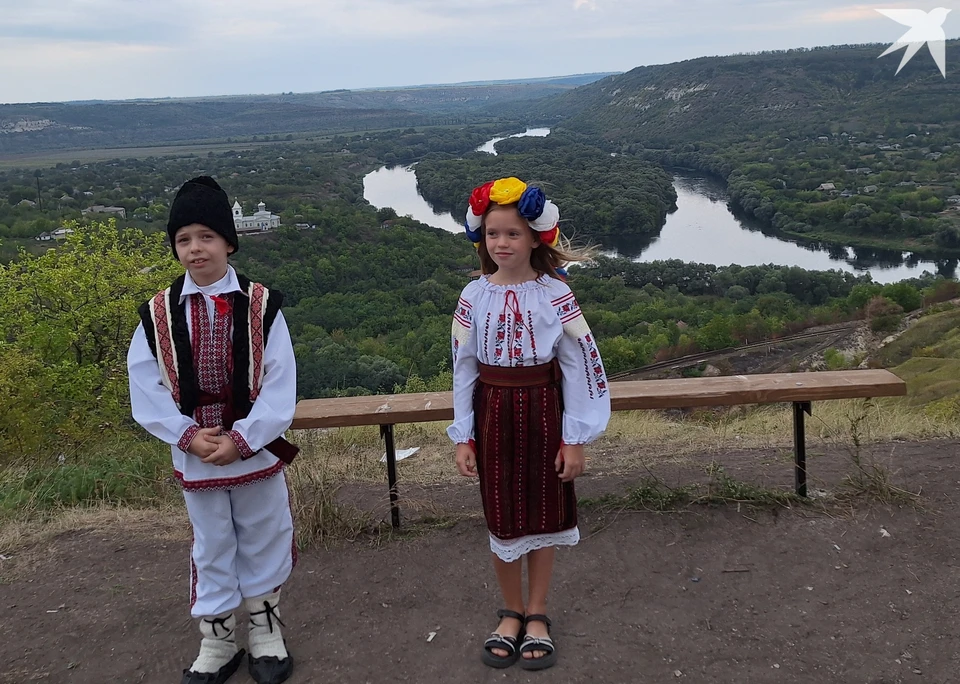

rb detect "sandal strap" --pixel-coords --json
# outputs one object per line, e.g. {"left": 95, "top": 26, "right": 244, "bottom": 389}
{"left": 524, "top": 614, "right": 552, "bottom": 629}
{"left": 497, "top": 609, "right": 525, "bottom": 622}
{"left": 520, "top": 635, "right": 555, "bottom": 653}
{"left": 484, "top": 634, "right": 518, "bottom": 654}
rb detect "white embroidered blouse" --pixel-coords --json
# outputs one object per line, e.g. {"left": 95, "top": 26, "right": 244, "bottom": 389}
{"left": 446, "top": 274, "right": 611, "bottom": 446}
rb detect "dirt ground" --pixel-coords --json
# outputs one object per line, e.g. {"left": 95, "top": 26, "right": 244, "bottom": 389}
{"left": 2, "top": 439, "right": 960, "bottom": 684}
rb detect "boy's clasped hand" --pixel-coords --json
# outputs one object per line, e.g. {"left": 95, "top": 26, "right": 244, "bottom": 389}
{"left": 188, "top": 427, "right": 242, "bottom": 466}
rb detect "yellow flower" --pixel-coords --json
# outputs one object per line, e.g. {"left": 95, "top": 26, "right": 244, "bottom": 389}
{"left": 489, "top": 177, "right": 527, "bottom": 205}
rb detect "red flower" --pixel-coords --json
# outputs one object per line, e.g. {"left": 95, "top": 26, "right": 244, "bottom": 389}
{"left": 469, "top": 181, "right": 494, "bottom": 216}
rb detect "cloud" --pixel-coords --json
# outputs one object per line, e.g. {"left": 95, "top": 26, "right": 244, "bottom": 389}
{"left": 1, "top": 0, "right": 954, "bottom": 103}
{"left": 802, "top": 2, "right": 932, "bottom": 25}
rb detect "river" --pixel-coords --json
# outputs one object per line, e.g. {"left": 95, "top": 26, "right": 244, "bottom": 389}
{"left": 361, "top": 129, "right": 953, "bottom": 283}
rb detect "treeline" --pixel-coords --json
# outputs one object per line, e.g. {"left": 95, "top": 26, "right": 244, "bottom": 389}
{"left": 0, "top": 125, "right": 507, "bottom": 245}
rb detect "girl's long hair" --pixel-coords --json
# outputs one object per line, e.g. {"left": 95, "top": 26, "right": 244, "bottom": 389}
{"left": 476, "top": 206, "right": 597, "bottom": 279}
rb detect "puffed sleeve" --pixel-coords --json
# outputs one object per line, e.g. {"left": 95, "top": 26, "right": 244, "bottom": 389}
{"left": 553, "top": 286, "right": 611, "bottom": 444}
{"left": 446, "top": 284, "right": 480, "bottom": 444}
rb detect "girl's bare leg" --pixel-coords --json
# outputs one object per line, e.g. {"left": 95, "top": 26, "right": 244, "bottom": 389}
{"left": 490, "top": 555, "right": 525, "bottom": 657}
{"left": 524, "top": 546, "right": 556, "bottom": 659}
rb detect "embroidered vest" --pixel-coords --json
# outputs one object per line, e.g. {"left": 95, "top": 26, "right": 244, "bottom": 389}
{"left": 138, "top": 273, "right": 298, "bottom": 463}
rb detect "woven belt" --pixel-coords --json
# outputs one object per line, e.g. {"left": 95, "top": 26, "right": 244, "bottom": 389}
{"left": 478, "top": 359, "right": 561, "bottom": 388}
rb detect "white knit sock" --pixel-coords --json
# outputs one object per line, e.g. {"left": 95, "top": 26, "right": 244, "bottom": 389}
{"left": 245, "top": 591, "right": 289, "bottom": 660}
{"left": 189, "top": 612, "right": 240, "bottom": 674}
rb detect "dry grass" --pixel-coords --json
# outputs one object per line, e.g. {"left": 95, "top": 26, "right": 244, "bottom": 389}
{"left": 289, "top": 398, "right": 959, "bottom": 485}
{"left": 0, "top": 396, "right": 952, "bottom": 561}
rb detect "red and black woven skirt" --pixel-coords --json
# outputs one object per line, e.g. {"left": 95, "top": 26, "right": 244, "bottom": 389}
{"left": 473, "top": 359, "right": 577, "bottom": 541}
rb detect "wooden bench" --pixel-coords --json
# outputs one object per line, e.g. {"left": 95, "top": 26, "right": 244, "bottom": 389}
{"left": 291, "top": 369, "right": 906, "bottom": 528}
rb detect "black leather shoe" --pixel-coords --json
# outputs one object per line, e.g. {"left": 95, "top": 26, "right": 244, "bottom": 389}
{"left": 248, "top": 652, "right": 294, "bottom": 684}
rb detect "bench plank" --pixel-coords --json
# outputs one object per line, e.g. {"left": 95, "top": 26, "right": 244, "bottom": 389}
{"left": 291, "top": 369, "right": 905, "bottom": 430}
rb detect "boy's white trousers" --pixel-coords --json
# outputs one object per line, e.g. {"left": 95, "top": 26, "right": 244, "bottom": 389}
{"left": 183, "top": 471, "right": 296, "bottom": 618}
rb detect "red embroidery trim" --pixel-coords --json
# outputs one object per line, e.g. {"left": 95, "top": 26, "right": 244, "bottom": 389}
{"left": 178, "top": 424, "right": 201, "bottom": 453}
{"left": 249, "top": 283, "right": 266, "bottom": 401}
{"left": 191, "top": 293, "right": 232, "bottom": 429}
{"left": 173, "top": 461, "right": 285, "bottom": 492}
{"left": 225, "top": 429, "right": 255, "bottom": 459}
{"left": 153, "top": 290, "right": 181, "bottom": 405}
{"left": 190, "top": 549, "right": 198, "bottom": 608}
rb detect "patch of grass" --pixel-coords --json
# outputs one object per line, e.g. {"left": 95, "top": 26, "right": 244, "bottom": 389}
{"left": 369, "top": 514, "right": 466, "bottom": 545}
{"left": 874, "top": 307, "right": 960, "bottom": 367}
{"left": 583, "top": 463, "right": 801, "bottom": 514}
{"left": 0, "top": 438, "right": 176, "bottom": 519}
{"left": 285, "top": 454, "right": 373, "bottom": 550}
{"left": 831, "top": 403, "right": 920, "bottom": 506}
{"left": 699, "top": 463, "right": 802, "bottom": 506}
{"left": 582, "top": 477, "right": 695, "bottom": 513}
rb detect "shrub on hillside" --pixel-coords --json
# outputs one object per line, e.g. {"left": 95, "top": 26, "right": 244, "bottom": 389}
{"left": 866, "top": 296, "right": 904, "bottom": 333}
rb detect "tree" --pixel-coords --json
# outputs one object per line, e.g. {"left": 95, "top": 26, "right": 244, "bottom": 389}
{"left": 880, "top": 282, "right": 922, "bottom": 312}
{"left": 0, "top": 220, "right": 181, "bottom": 456}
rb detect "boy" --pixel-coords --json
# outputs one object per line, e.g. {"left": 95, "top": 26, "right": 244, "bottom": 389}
{"left": 127, "top": 176, "right": 298, "bottom": 684}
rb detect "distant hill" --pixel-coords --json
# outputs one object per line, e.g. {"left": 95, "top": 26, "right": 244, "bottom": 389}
{"left": 0, "top": 74, "right": 613, "bottom": 157}
{"left": 508, "top": 43, "right": 960, "bottom": 144}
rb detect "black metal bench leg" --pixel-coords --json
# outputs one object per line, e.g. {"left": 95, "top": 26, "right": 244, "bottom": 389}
{"left": 793, "top": 401, "right": 812, "bottom": 497}
{"left": 380, "top": 424, "right": 401, "bottom": 529}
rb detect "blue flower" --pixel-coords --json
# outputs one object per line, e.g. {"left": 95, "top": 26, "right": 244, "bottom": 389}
{"left": 464, "top": 221, "right": 482, "bottom": 244}
{"left": 517, "top": 187, "right": 546, "bottom": 221}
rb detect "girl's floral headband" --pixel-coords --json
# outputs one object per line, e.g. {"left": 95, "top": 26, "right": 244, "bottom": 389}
{"left": 463, "top": 177, "right": 561, "bottom": 249}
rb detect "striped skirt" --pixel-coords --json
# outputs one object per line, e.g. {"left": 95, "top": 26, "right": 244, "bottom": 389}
{"left": 474, "top": 360, "right": 578, "bottom": 542}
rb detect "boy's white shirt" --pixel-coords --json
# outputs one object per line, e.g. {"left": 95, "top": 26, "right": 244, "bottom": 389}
{"left": 127, "top": 266, "right": 297, "bottom": 489}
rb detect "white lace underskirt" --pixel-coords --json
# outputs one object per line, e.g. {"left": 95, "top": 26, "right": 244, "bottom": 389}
{"left": 488, "top": 526, "right": 580, "bottom": 563}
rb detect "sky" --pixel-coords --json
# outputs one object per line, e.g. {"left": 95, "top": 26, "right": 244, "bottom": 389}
{"left": 0, "top": 0, "right": 956, "bottom": 104}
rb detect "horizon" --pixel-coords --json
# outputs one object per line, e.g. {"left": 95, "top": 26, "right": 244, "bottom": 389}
{"left": 1, "top": 1, "right": 957, "bottom": 106}
{"left": 3, "top": 39, "right": 958, "bottom": 108}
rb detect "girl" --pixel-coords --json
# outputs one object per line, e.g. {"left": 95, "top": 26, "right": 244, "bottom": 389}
{"left": 447, "top": 177, "right": 611, "bottom": 671}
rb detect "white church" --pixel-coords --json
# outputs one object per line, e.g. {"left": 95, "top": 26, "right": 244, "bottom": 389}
{"left": 233, "top": 200, "right": 281, "bottom": 234}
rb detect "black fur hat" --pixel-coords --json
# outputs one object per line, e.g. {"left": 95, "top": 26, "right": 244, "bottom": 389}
{"left": 167, "top": 176, "right": 238, "bottom": 258}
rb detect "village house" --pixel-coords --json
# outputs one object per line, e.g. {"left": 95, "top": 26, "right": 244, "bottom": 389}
{"left": 861, "top": 185, "right": 879, "bottom": 194}
{"left": 233, "top": 200, "right": 281, "bottom": 234}
{"left": 17, "top": 199, "right": 36, "bottom": 207}
{"left": 82, "top": 205, "right": 126, "bottom": 219}
{"left": 816, "top": 182, "right": 836, "bottom": 192}
{"left": 947, "top": 195, "right": 960, "bottom": 205}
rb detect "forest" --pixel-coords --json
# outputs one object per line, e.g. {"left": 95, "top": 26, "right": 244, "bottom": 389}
{"left": 414, "top": 132, "right": 677, "bottom": 241}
